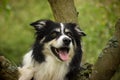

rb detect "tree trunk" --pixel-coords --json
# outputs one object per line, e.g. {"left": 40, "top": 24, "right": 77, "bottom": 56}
{"left": 48, "top": 0, "right": 78, "bottom": 23}
{"left": 90, "top": 19, "right": 120, "bottom": 80}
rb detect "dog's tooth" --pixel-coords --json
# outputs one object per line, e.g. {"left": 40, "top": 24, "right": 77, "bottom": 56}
{"left": 55, "top": 49, "right": 58, "bottom": 53}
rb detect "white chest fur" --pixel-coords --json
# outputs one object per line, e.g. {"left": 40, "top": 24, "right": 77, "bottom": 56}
{"left": 33, "top": 55, "right": 69, "bottom": 80}
{"left": 19, "top": 51, "right": 70, "bottom": 80}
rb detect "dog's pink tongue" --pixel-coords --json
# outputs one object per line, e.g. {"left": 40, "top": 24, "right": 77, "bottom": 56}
{"left": 59, "top": 51, "right": 69, "bottom": 61}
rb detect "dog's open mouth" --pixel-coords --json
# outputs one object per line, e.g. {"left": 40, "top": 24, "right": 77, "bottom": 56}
{"left": 51, "top": 46, "right": 70, "bottom": 61}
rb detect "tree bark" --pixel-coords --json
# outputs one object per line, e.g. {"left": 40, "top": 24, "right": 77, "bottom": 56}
{"left": 0, "top": 56, "right": 19, "bottom": 80}
{"left": 90, "top": 19, "right": 120, "bottom": 80}
{"left": 48, "top": 0, "right": 78, "bottom": 23}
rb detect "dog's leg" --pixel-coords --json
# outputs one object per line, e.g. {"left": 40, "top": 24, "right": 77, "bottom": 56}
{"left": 19, "top": 51, "right": 34, "bottom": 80}
{"left": 18, "top": 66, "right": 35, "bottom": 80}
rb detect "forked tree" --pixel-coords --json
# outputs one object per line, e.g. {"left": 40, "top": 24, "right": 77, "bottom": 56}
{"left": 0, "top": 0, "right": 120, "bottom": 80}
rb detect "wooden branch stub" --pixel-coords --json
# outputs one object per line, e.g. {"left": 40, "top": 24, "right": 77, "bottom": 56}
{"left": 0, "top": 56, "right": 19, "bottom": 80}
{"left": 78, "top": 63, "right": 92, "bottom": 80}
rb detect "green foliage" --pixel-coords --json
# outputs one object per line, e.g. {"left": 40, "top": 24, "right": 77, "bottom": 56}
{"left": 0, "top": 0, "right": 119, "bottom": 64}
{"left": 0, "top": 0, "right": 53, "bottom": 64}
{"left": 75, "top": 0, "right": 119, "bottom": 63}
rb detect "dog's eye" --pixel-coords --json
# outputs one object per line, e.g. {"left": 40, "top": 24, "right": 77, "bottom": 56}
{"left": 51, "top": 31, "right": 59, "bottom": 38}
{"left": 66, "top": 32, "right": 72, "bottom": 36}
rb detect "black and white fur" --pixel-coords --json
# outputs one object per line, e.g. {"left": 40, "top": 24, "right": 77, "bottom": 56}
{"left": 19, "top": 19, "right": 86, "bottom": 80}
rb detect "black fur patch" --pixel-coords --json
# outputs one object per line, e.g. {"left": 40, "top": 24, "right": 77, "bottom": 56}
{"left": 31, "top": 20, "right": 61, "bottom": 63}
{"left": 32, "top": 42, "right": 45, "bottom": 63}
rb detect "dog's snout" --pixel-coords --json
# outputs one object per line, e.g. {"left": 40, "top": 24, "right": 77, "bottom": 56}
{"left": 63, "top": 38, "right": 71, "bottom": 46}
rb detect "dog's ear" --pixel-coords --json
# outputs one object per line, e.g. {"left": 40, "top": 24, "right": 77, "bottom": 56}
{"left": 75, "top": 27, "right": 86, "bottom": 36}
{"left": 30, "top": 20, "right": 53, "bottom": 31}
{"left": 67, "top": 23, "right": 86, "bottom": 36}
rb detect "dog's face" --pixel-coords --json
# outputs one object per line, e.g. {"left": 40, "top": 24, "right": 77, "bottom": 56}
{"left": 31, "top": 20, "right": 85, "bottom": 62}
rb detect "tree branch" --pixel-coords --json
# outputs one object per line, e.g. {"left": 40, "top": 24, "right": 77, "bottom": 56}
{"left": 48, "top": 0, "right": 78, "bottom": 23}
{"left": 0, "top": 56, "right": 19, "bottom": 80}
{"left": 90, "top": 19, "right": 120, "bottom": 80}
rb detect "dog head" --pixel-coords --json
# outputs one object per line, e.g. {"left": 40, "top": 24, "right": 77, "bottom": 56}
{"left": 31, "top": 19, "right": 86, "bottom": 62}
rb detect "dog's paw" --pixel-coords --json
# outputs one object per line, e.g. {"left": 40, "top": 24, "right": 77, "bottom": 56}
{"left": 18, "top": 67, "right": 35, "bottom": 80}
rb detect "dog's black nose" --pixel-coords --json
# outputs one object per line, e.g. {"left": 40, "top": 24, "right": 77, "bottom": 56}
{"left": 63, "top": 38, "right": 71, "bottom": 46}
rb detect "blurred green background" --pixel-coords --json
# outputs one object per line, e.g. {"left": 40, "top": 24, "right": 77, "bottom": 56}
{"left": 0, "top": 0, "right": 120, "bottom": 65}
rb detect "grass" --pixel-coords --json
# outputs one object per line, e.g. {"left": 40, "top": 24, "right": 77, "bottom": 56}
{"left": 0, "top": 0, "right": 117, "bottom": 64}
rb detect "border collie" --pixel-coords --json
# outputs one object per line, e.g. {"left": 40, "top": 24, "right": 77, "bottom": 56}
{"left": 19, "top": 19, "right": 86, "bottom": 80}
